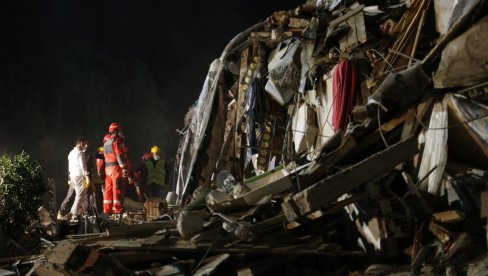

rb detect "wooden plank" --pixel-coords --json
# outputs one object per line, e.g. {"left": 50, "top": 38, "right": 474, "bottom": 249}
{"left": 193, "top": 253, "right": 231, "bottom": 276}
{"left": 401, "top": 108, "right": 417, "bottom": 139}
{"left": 146, "top": 262, "right": 189, "bottom": 276}
{"left": 237, "top": 266, "right": 254, "bottom": 276}
{"left": 411, "top": 95, "right": 435, "bottom": 177}
{"left": 283, "top": 136, "right": 418, "bottom": 221}
{"left": 343, "top": 113, "right": 407, "bottom": 165}
{"left": 300, "top": 135, "right": 357, "bottom": 187}
{"left": 329, "top": 4, "right": 364, "bottom": 27}
{"left": 0, "top": 255, "right": 41, "bottom": 265}
{"left": 285, "top": 193, "right": 367, "bottom": 230}
{"left": 98, "top": 240, "right": 142, "bottom": 249}
{"left": 45, "top": 243, "right": 78, "bottom": 265}
{"left": 481, "top": 191, "right": 488, "bottom": 218}
{"left": 433, "top": 210, "right": 465, "bottom": 223}
{"left": 429, "top": 221, "right": 451, "bottom": 243}
{"left": 141, "top": 234, "right": 167, "bottom": 246}
{"left": 235, "top": 48, "right": 249, "bottom": 160}
{"left": 401, "top": 172, "right": 433, "bottom": 214}
{"left": 139, "top": 239, "right": 364, "bottom": 256}
{"left": 413, "top": 95, "right": 434, "bottom": 133}
{"left": 106, "top": 221, "right": 176, "bottom": 237}
{"left": 109, "top": 251, "right": 169, "bottom": 265}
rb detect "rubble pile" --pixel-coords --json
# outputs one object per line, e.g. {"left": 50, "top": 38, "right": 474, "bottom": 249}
{"left": 2, "top": 0, "right": 488, "bottom": 275}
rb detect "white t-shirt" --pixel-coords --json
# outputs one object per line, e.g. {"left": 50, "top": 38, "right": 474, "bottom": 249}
{"left": 68, "top": 147, "right": 89, "bottom": 177}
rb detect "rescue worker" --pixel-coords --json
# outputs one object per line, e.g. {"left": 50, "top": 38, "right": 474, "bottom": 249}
{"left": 142, "top": 146, "right": 169, "bottom": 199}
{"left": 67, "top": 137, "right": 91, "bottom": 222}
{"left": 90, "top": 146, "right": 106, "bottom": 214}
{"left": 96, "top": 146, "right": 105, "bottom": 191}
{"left": 85, "top": 150, "right": 99, "bottom": 215}
{"left": 133, "top": 152, "right": 153, "bottom": 201}
{"left": 102, "top": 122, "right": 130, "bottom": 218}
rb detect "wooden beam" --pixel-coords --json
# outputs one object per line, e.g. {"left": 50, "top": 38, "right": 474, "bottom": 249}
{"left": 109, "top": 251, "right": 170, "bottom": 265}
{"left": 106, "top": 221, "right": 176, "bottom": 238}
{"left": 193, "top": 253, "right": 231, "bottom": 276}
{"left": 0, "top": 255, "right": 41, "bottom": 265}
{"left": 433, "top": 210, "right": 466, "bottom": 223}
{"left": 282, "top": 136, "right": 418, "bottom": 221}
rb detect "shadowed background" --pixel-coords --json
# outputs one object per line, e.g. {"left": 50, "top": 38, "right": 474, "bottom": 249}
{"left": 0, "top": 0, "right": 301, "bottom": 204}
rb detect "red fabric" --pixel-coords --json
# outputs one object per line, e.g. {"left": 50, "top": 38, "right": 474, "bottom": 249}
{"left": 332, "top": 59, "right": 357, "bottom": 132}
{"left": 103, "top": 169, "right": 126, "bottom": 214}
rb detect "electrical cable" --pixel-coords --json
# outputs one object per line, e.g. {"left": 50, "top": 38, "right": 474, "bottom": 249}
{"left": 415, "top": 111, "right": 488, "bottom": 130}
{"left": 377, "top": 106, "right": 390, "bottom": 148}
{"left": 191, "top": 238, "right": 218, "bottom": 274}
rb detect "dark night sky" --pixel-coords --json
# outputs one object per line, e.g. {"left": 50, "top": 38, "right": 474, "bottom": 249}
{"left": 0, "top": 0, "right": 301, "bottom": 202}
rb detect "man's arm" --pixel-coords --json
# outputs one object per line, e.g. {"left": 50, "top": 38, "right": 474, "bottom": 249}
{"left": 79, "top": 152, "right": 90, "bottom": 176}
{"left": 80, "top": 152, "right": 91, "bottom": 188}
{"left": 114, "top": 139, "right": 129, "bottom": 176}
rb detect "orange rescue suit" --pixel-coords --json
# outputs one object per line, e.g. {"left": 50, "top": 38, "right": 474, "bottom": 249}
{"left": 103, "top": 133, "right": 129, "bottom": 214}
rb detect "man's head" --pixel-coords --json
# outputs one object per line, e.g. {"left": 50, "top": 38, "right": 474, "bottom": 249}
{"left": 108, "top": 122, "right": 124, "bottom": 137}
{"left": 76, "top": 137, "right": 88, "bottom": 152}
{"left": 151, "top": 145, "right": 161, "bottom": 161}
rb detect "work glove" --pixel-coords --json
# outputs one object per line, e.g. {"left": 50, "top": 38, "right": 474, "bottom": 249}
{"left": 122, "top": 169, "right": 129, "bottom": 178}
{"left": 84, "top": 175, "right": 91, "bottom": 189}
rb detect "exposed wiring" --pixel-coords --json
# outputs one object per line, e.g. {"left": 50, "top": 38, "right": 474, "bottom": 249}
{"left": 369, "top": 49, "right": 395, "bottom": 71}
{"left": 388, "top": 49, "right": 421, "bottom": 62}
{"left": 456, "top": 80, "right": 488, "bottom": 94}
{"left": 415, "top": 111, "right": 488, "bottom": 130}
{"left": 274, "top": 124, "right": 332, "bottom": 138}
{"left": 377, "top": 106, "right": 390, "bottom": 148}
{"left": 191, "top": 238, "right": 218, "bottom": 274}
{"left": 376, "top": 64, "right": 409, "bottom": 78}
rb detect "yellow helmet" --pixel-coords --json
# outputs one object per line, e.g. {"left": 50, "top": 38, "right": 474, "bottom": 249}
{"left": 151, "top": 146, "right": 161, "bottom": 154}
{"left": 98, "top": 146, "right": 104, "bottom": 153}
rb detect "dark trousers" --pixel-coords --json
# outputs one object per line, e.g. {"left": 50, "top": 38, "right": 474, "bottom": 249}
{"left": 59, "top": 184, "right": 75, "bottom": 216}
{"left": 147, "top": 183, "right": 168, "bottom": 199}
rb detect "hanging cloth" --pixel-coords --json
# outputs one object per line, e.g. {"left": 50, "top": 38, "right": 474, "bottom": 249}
{"left": 331, "top": 59, "right": 357, "bottom": 132}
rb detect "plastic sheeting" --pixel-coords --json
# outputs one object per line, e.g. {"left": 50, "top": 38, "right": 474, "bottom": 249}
{"left": 433, "top": 14, "right": 488, "bottom": 88}
{"left": 265, "top": 38, "right": 301, "bottom": 105}
{"left": 367, "top": 64, "right": 430, "bottom": 116}
{"left": 418, "top": 95, "right": 449, "bottom": 194}
{"left": 175, "top": 22, "right": 266, "bottom": 205}
{"left": 433, "top": 0, "right": 457, "bottom": 35}
{"left": 175, "top": 60, "right": 220, "bottom": 205}
{"left": 447, "top": 94, "right": 488, "bottom": 167}
{"left": 292, "top": 102, "right": 318, "bottom": 155}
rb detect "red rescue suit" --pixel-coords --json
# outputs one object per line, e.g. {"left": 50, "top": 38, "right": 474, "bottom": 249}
{"left": 103, "top": 134, "right": 129, "bottom": 214}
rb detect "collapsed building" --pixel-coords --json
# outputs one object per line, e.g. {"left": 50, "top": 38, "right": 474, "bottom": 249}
{"left": 171, "top": 0, "right": 488, "bottom": 270}
{"left": 2, "top": 0, "right": 488, "bottom": 275}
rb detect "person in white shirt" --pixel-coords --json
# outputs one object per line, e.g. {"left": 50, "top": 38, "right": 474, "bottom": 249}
{"left": 67, "top": 137, "right": 91, "bottom": 221}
